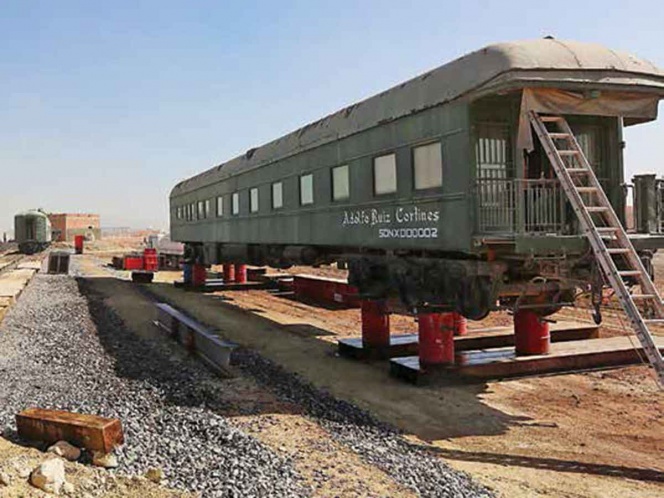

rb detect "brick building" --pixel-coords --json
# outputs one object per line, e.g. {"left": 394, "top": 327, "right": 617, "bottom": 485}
{"left": 48, "top": 213, "right": 102, "bottom": 242}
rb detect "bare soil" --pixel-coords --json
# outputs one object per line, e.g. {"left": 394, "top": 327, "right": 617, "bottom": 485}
{"left": 75, "top": 256, "right": 416, "bottom": 497}
{"left": 80, "top": 251, "right": 664, "bottom": 497}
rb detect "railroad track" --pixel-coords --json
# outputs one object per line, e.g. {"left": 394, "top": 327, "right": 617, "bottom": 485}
{"left": 0, "top": 253, "right": 26, "bottom": 276}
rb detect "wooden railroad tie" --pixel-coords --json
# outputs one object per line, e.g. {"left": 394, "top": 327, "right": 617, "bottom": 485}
{"left": 16, "top": 408, "right": 124, "bottom": 454}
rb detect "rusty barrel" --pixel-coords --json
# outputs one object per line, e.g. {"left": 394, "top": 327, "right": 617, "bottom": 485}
{"left": 74, "top": 235, "right": 84, "bottom": 254}
{"left": 453, "top": 312, "right": 467, "bottom": 336}
{"left": 234, "top": 264, "right": 247, "bottom": 284}
{"left": 418, "top": 312, "right": 455, "bottom": 366}
{"left": 192, "top": 263, "right": 207, "bottom": 287}
{"left": 360, "top": 300, "right": 390, "bottom": 348}
{"left": 223, "top": 264, "right": 235, "bottom": 283}
{"left": 514, "top": 309, "right": 550, "bottom": 355}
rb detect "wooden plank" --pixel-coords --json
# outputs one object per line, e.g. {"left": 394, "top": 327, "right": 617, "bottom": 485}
{"left": 455, "top": 336, "right": 664, "bottom": 379}
{"left": 16, "top": 408, "right": 124, "bottom": 453}
{"left": 390, "top": 336, "right": 664, "bottom": 384}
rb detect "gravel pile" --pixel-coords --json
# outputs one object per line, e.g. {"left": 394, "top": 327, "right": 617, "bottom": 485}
{"left": 233, "top": 350, "right": 493, "bottom": 498}
{"left": 0, "top": 273, "right": 306, "bottom": 497}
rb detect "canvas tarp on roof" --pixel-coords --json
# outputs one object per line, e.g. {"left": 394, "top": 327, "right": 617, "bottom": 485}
{"left": 517, "top": 87, "right": 660, "bottom": 152}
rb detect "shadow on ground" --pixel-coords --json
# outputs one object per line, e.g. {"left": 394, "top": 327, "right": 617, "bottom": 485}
{"left": 420, "top": 445, "right": 664, "bottom": 483}
{"left": 75, "top": 276, "right": 301, "bottom": 419}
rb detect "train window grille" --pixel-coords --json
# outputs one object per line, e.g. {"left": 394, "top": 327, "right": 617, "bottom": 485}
{"left": 332, "top": 165, "right": 350, "bottom": 201}
{"left": 272, "top": 182, "right": 283, "bottom": 209}
{"left": 300, "top": 174, "right": 314, "bottom": 205}
{"left": 413, "top": 142, "right": 443, "bottom": 190}
{"left": 373, "top": 154, "right": 397, "bottom": 195}
{"left": 204, "top": 199, "right": 211, "bottom": 218}
{"left": 232, "top": 193, "right": 240, "bottom": 215}
{"left": 197, "top": 201, "right": 205, "bottom": 220}
{"left": 216, "top": 196, "right": 223, "bottom": 217}
{"left": 250, "top": 188, "right": 259, "bottom": 213}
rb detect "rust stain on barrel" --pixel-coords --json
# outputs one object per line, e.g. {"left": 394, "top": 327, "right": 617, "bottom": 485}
{"left": 16, "top": 408, "right": 124, "bottom": 453}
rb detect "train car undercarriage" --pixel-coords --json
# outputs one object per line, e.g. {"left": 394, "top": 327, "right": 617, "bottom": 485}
{"left": 183, "top": 240, "right": 655, "bottom": 322}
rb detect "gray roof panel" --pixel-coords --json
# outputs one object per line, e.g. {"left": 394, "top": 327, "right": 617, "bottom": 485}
{"left": 172, "top": 39, "right": 664, "bottom": 196}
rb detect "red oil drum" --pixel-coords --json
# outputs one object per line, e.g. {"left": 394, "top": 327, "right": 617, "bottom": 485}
{"left": 360, "top": 300, "right": 390, "bottom": 348}
{"left": 192, "top": 263, "right": 207, "bottom": 287}
{"left": 142, "top": 248, "right": 158, "bottom": 272}
{"left": 124, "top": 255, "right": 144, "bottom": 271}
{"left": 223, "top": 264, "right": 235, "bottom": 283}
{"left": 418, "top": 312, "right": 455, "bottom": 366}
{"left": 453, "top": 312, "right": 467, "bottom": 336}
{"left": 514, "top": 310, "right": 550, "bottom": 355}
{"left": 234, "top": 264, "right": 247, "bottom": 284}
{"left": 74, "top": 235, "right": 84, "bottom": 255}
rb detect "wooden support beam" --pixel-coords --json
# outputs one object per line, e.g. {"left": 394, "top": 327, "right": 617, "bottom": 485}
{"left": 16, "top": 408, "right": 124, "bottom": 453}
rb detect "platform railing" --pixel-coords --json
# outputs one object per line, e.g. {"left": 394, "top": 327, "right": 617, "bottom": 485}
{"left": 476, "top": 178, "right": 567, "bottom": 235}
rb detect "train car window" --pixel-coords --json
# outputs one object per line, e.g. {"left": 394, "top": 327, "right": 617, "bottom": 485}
{"left": 216, "top": 196, "right": 223, "bottom": 217}
{"left": 232, "top": 192, "right": 240, "bottom": 215}
{"left": 332, "top": 165, "right": 350, "bottom": 201}
{"left": 197, "top": 201, "right": 205, "bottom": 220}
{"left": 300, "top": 174, "right": 314, "bottom": 205}
{"left": 272, "top": 182, "right": 283, "bottom": 209}
{"left": 250, "top": 188, "right": 259, "bottom": 213}
{"left": 176, "top": 207, "right": 181, "bottom": 220}
{"left": 204, "top": 199, "right": 211, "bottom": 218}
{"left": 373, "top": 154, "right": 397, "bottom": 195}
{"left": 414, "top": 142, "right": 443, "bottom": 190}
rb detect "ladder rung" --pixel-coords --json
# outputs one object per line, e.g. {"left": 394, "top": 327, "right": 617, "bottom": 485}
{"left": 549, "top": 133, "right": 570, "bottom": 139}
{"left": 618, "top": 271, "right": 642, "bottom": 277}
{"left": 587, "top": 207, "right": 610, "bottom": 212}
{"left": 558, "top": 150, "right": 580, "bottom": 156}
{"left": 644, "top": 319, "right": 664, "bottom": 324}
{"left": 567, "top": 168, "right": 589, "bottom": 174}
{"left": 541, "top": 116, "right": 563, "bottom": 122}
{"left": 631, "top": 294, "right": 657, "bottom": 300}
{"left": 607, "top": 248, "right": 630, "bottom": 254}
{"left": 576, "top": 187, "right": 598, "bottom": 193}
{"left": 597, "top": 227, "right": 619, "bottom": 233}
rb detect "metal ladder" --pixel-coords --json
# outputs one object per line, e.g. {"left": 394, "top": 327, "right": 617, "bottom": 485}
{"left": 529, "top": 111, "right": 664, "bottom": 386}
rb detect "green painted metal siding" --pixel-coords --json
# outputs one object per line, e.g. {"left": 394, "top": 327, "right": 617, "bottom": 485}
{"left": 171, "top": 101, "right": 473, "bottom": 252}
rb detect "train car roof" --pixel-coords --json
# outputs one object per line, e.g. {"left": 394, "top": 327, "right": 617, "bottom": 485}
{"left": 172, "top": 38, "right": 664, "bottom": 196}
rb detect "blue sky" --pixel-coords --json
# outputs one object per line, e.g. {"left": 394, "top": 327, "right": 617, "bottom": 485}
{"left": 1, "top": 0, "right": 663, "bottom": 233}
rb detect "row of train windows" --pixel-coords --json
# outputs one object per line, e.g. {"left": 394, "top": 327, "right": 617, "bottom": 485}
{"left": 176, "top": 141, "right": 442, "bottom": 221}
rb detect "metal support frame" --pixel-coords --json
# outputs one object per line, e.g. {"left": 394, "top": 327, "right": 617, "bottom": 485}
{"left": 529, "top": 111, "right": 664, "bottom": 386}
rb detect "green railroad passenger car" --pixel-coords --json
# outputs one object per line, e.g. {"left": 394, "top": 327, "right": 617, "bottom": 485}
{"left": 170, "top": 38, "right": 664, "bottom": 319}
{"left": 15, "top": 209, "right": 52, "bottom": 255}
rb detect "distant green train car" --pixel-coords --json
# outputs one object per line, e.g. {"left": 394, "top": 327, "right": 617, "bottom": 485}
{"left": 15, "top": 209, "right": 52, "bottom": 254}
{"left": 170, "top": 39, "right": 664, "bottom": 319}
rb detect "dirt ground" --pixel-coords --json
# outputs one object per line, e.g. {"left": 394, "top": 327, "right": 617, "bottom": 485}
{"left": 70, "top": 244, "right": 664, "bottom": 497}
{"left": 75, "top": 256, "right": 416, "bottom": 497}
